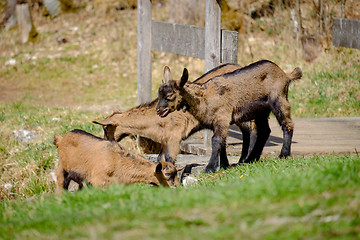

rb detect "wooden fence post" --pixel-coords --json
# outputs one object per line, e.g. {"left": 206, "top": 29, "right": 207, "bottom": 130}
{"left": 16, "top": 3, "right": 37, "bottom": 43}
{"left": 221, "top": 29, "right": 238, "bottom": 64}
{"left": 333, "top": 18, "right": 360, "bottom": 50}
{"left": 203, "top": 0, "right": 221, "bottom": 147}
{"left": 205, "top": 0, "right": 221, "bottom": 71}
{"left": 137, "top": 0, "right": 152, "bottom": 104}
{"left": 137, "top": 0, "right": 238, "bottom": 154}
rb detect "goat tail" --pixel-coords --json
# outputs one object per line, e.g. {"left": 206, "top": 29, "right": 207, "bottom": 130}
{"left": 53, "top": 134, "right": 62, "bottom": 148}
{"left": 287, "top": 67, "right": 302, "bottom": 82}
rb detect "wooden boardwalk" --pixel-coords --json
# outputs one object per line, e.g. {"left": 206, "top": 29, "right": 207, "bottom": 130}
{"left": 180, "top": 117, "right": 360, "bottom": 158}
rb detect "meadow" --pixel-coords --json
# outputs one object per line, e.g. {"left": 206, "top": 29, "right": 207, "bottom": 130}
{"left": 1, "top": 155, "right": 359, "bottom": 239}
{"left": 0, "top": 0, "right": 359, "bottom": 238}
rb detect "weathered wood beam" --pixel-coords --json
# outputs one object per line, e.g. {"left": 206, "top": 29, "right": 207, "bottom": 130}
{"left": 137, "top": 0, "right": 152, "bottom": 104}
{"left": 152, "top": 21, "right": 238, "bottom": 63}
{"left": 16, "top": 3, "right": 37, "bottom": 43}
{"left": 152, "top": 21, "right": 205, "bottom": 59}
{"left": 204, "top": 0, "right": 221, "bottom": 147}
{"left": 204, "top": 0, "right": 221, "bottom": 71}
{"left": 221, "top": 29, "right": 238, "bottom": 64}
{"left": 333, "top": 18, "right": 360, "bottom": 50}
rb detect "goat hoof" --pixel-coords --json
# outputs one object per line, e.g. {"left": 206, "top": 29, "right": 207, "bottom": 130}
{"left": 230, "top": 163, "right": 241, "bottom": 168}
{"left": 279, "top": 153, "right": 289, "bottom": 158}
{"left": 219, "top": 164, "right": 230, "bottom": 170}
{"left": 204, "top": 166, "right": 217, "bottom": 173}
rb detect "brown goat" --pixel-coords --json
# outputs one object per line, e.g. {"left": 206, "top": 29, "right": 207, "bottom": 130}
{"left": 93, "top": 63, "right": 254, "bottom": 167}
{"left": 156, "top": 60, "right": 302, "bottom": 173}
{"left": 53, "top": 129, "right": 181, "bottom": 193}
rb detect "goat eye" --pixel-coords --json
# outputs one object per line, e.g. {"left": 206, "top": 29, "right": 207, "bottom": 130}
{"left": 166, "top": 94, "right": 175, "bottom": 101}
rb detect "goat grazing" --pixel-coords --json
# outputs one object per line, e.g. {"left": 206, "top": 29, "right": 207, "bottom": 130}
{"left": 53, "top": 129, "right": 181, "bottom": 193}
{"left": 156, "top": 60, "right": 302, "bottom": 173}
{"left": 93, "top": 63, "right": 253, "bottom": 167}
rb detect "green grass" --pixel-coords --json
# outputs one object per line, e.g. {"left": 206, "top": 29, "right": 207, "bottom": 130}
{"left": 0, "top": 3, "right": 359, "bottom": 239}
{"left": 289, "top": 55, "right": 360, "bottom": 118}
{"left": 1, "top": 155, "right": 359, "bottom": 239}
{"left": 0, "top": 102, "right": 107, "bottom": 199}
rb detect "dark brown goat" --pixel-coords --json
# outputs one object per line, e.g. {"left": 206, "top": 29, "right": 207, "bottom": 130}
{"left": 156, "top": 60, "right": 302, "bottom": 173}
{"left": 93, "top": 64, "right": 253, "bottom": 167}
{"left": 53, "top": 129, "right": 181, "bottom": 193}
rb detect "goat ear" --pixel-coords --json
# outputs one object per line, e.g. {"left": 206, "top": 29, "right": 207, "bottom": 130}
{"left": 163, "top": 66, "right": 172, "bottom": 83}
{"left": 176, "top": 166, "right": 185, "bottom": 172}
{"left": 92, "top": 119, "right": 114, "bottom": 126}
{"left": 179, "top": 68, "right": 189, "bottom": 88}
{"left": 93, "top": 111, "right": 122, "bottom": 126}
{"left": 112, "top": 109, "right": 122, "bottom": 114}
{"left": 154, "top": 163, "right": 173, "bottom": 188}
{"left": 155, "top": 162, "right": 163, "bottom": 174}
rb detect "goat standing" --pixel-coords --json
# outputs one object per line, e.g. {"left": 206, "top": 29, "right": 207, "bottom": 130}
{"left": 93, "top": 64, "right": 254, "bottom": 168}
{"left": 156, "top": 60, "right": 302, "bottom": 173}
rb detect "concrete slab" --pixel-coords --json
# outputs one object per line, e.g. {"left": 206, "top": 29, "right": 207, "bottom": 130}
{"left": 147, "top": 117, "right": 360, "bottom": 174}
{"left": 180, "top": 117, "right": 360, "bottom": 158}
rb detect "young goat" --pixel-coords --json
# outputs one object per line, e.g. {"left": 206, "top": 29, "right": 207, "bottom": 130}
{"left": 156, "top": 60, "right": 302, "bottom": 173}
{"left": 53, "top": 129, "right": 181, "bottom": 193}
{"left": 93, "top": 63, "right": 253, "bottom": 167}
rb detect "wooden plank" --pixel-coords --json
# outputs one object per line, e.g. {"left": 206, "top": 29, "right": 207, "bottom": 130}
{"left": 221, "top": 29, "right": 238, "bottom": 64}
{"left": 152, "top": 21, "right": 238, "bottom": 62}
{"left": 333, "top": 18, "right": 360, "bottom": 50}
{"left": 152, "top": 21, "right": 205, "bottom": 59}
{"left": 43, "top": 0, "right": 61, "bottom": 18}
{"left": 137, "top": 0, "right": 152, "bottom": 104}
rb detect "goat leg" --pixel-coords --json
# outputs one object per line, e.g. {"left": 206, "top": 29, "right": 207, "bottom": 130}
{"left": 237, "top": 122, "right": 252, "bottom": 162}
{"left": 164, "top": 151, "right": 175, "bottom": 164}
{"left": 270, "top": 97, "right": 294, "bottom": 158}
{"left": 279, "top": 127, "right": 293, "bottom": 158}
{"left": 205, "top": 125, "right": 228, "bottom": 173}
{"left": 156, "top": 147, "right": 167, "bottom": 162}
{"left": 241, "top": 115, "right": 271, "bottom": 163}
{"left": 219, "top": 145, "right": 230, "bottom": 169}
{"left": 62, "top": 170, "right": 70, "bottom": 190}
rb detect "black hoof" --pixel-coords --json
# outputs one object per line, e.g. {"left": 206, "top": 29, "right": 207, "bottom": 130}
{"left": 204, "top": 166, "right": 217, "bottom": 173}
{"left": 219, "top": 164, "right": 230, "bottom": 170}
{"left": 279, "top": 153, "right": 290, "bottom": 158}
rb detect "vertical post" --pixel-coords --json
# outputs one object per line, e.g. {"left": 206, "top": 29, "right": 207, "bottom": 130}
{"left": 205, "top": 0, "right": 221, "bottom": 71}
{"left": 221, "top": 30, "right": 238, "bottom": 64}
{"left": 16, "top": 3, "right": 36, "bottom": 43}
{"left": 137, "top": 0, "right": 152, "bottom": 105}
{"left": 204, "top": 0, "right": 221, "bottom": 147}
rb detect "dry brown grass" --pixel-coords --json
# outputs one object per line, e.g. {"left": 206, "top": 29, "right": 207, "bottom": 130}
{"left": 1, "top": 0, "right": 359, "bottom": 109}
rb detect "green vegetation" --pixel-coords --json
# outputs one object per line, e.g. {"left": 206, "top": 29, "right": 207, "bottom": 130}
{"left": 289, "top": 55, "right": 360, "bottom": 117}
{"left": 0, "top": 0, "right": 359, "bottom": 239}
{"left": 1, "top": 155, "right": 359, "bottom": 239}
{"left": 0, "top": 102, "right": 102, "bottom": 199}
{"left": 0, "top": 102, "right": 135, "bottom": 199}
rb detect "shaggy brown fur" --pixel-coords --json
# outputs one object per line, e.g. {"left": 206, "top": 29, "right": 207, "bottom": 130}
{"left": 93, "top": 63, "right": 253, "bottom": 166}
{"left": 53, "top": 129, "right": 181, "bottom": 193}
{"left": 157, "top": 60, "right": 302, "bottom": 173}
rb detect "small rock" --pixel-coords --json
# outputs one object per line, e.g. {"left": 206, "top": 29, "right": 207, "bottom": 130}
{"left": 12, "top": 129, "right": 38, "bottom": 144}
{"left": 4, "top": 182, "right": 13, "bottom": 192}
{"left": 5, "top": 58, "right": 16, "bottom": 66}
{"left": 51, "top": 117, "right": 61, "bottom": 122}
{"left": 49, "top": 171, "right": 57, "bottom": 183}
{"left": 182, "top": 176, "right": 198, "bottom": 187}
